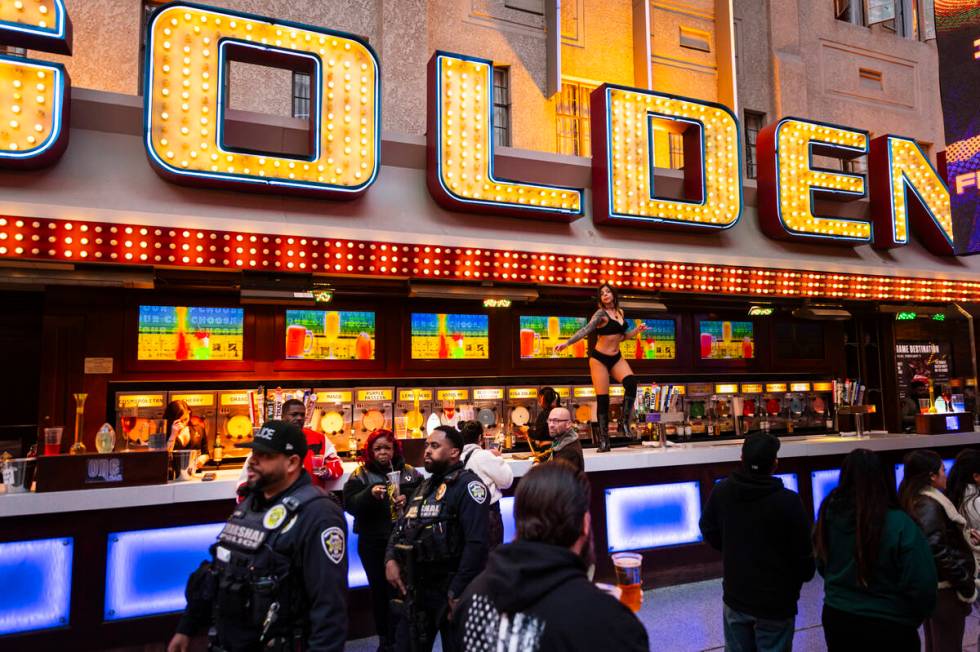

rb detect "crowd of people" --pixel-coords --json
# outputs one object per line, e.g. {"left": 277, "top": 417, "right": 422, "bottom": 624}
{"left": 164, "top": 392, "right": 980, "bottom": 652}
{"left": 702, "top": 435, "right": 980, "bottom": 652}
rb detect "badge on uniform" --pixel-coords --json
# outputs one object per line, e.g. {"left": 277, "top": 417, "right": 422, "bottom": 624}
{"left": 467, "top": 481, "right": 488, "bottom": 504}
{"left": 321, "top": 527, "right": 345, "bottom": 564}
{"left": 435, "top": 483, "right": 447, "bottom": 501}
{"left": 263, "top": 504, "right": 288, "bottom": 530}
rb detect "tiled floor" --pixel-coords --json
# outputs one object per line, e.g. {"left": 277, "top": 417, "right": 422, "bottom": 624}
{"left": 347, "top": 577, "right": 980, "bottom": 651}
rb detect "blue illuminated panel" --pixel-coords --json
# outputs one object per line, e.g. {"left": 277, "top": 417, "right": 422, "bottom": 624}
{"left": 811, "top": 469, "right": 840, "bottom": 516}
{"left": 894, "top": 459, "right": 954, "bottom": 491}
{"left": 0, "top": 537, "right": 73, "bottom": 636}
{"left": 500, "top": 496, "right": 516, "bottom": 544}
{"left": 105, "top": 523, "right": 223, "bottom": 620}
{"left": 106, "top": 517, "right": 368, "bottom": 621}
{"left": 713, "top": 473, "right": 799, "bottom": 494}
{"left": 605, "top": 482, "right": 703, "bottom": 552}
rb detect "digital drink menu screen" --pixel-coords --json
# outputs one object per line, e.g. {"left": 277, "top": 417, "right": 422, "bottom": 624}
{"left": 411, "top": 313, "right": 489, "bottom": 359}
{"left": 518, "top": 315, "right": 587, "bottom": 358}
{"left": 138, "top": 306, "right": 244, "bottom": 361}
{"left": 620, "top": 319, "right": 676, "bottom": 360}
{"left": 699, "top": 320, "right": 754, "bottom": 360}
{"left": 284, "top": 310, "right": 376, "bottom": 360}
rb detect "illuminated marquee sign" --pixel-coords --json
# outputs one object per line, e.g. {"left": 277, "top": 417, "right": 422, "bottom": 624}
{"left": 0, "top": 3, "right": 968, "bottom": 257}
{"left": 757, "top": 118, "right": 870, "bottom": 243}
{"left": 869, "top": 135, "right": 954, "bottom": 255}
{"left": 590, "top": 84, "right": 742, "bottom": 230}
{"left": 143, "top": 2, "right": 380, "bottom": 198}
{"left": 426, "top": 51, "right": 584, "bottom": 221}
{"left": 0, "top": 0, "right": 70, "bottom": 169}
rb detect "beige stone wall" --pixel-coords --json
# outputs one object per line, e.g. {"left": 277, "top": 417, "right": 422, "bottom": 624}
{"left": 650, "top": 0, "right": 720, "bottom": 101}
{"left": 764, "top": 0, "right": 944, "bottom": 160}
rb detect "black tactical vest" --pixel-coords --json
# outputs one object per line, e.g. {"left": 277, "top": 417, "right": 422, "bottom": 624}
{"left": 399, "top": 467, "right": 466, "bottom": 569}
{"left": 210, "top": 483, "right": 326, "bottom": 647}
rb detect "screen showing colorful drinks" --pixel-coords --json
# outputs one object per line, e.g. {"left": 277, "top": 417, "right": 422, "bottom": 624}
{"left": 284, "top": 310, "right": 376, "bottom": 360}
{"left": 620, "top": 319, "right": 676, "bottom": 360}
{"left": 137, "top": 306, "right": 244, "bottom": 361}
{"left": 699, "top": 320, "right": 754, "bottom": 359}
{"left": 411, "top": 313, "right": 489, "bottom": 359}
{"left": 518, "top": 316, "right": 587, "bottom": 358}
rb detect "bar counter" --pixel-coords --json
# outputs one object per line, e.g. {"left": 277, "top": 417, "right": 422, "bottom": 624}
{"left": 2, "top": 431, "right": 979, "bottom": 648}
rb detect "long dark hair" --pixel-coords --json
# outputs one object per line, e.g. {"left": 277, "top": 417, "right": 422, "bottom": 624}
{"left": 596, "top": 282, "right": 620, "bottom": 313}
{"left": 898, "top": 450, "right": 943, "bottom": 513}
{"left": 947, "top": 449, "right": 980, "bottom": 508}
{"left": 813, "top": 449, "right": 896, "bottom": 587}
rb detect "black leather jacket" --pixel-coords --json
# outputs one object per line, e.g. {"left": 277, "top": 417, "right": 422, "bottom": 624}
{"left": 910, "top": 494, "right": 977, "bottom": 598}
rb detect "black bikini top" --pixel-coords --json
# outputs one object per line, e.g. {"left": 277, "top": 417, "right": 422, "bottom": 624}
{"left": 596, "top": 312, "right": 628, "bottom": 336}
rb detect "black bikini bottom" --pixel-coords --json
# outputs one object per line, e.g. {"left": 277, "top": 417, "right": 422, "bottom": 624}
{"left": 589, "top": 349, "right": 622, "bottom": 371}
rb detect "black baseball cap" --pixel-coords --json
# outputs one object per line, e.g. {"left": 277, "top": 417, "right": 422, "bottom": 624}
{"left": 742, "top": 432, "right": 780, "bottom": 473}
{"left": 243, "top": 420, "right": 308, "bottom": 459}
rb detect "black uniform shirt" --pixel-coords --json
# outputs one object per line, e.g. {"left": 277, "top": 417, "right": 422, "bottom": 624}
{"left": 178, "top": 472, "right": 348, "bottom": 652}
{"left": 386, "top": 462, "right": 490, "bottom": 598}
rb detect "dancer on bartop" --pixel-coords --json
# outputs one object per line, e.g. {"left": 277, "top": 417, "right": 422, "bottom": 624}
{"left": 555, "top": 283, "right": 646, "bottom": 452}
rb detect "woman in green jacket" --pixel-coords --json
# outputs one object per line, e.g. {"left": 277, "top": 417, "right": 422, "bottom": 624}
{"left": 814, "top": 449, "right": 937, "bottom": 651}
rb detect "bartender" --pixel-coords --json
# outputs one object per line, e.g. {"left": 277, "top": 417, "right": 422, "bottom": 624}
{"left": 530, "top": 387, "right": 561, "bottom": 448}
{"left": 164, "top": 399, "right": 209, "bottom": 468}
{"left": 900, "top": 377, "right": 929, "bottom": 433}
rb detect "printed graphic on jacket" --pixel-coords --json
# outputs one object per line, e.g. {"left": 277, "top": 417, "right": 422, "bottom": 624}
{"left": 461, "top": 594, "right": 546, "bottom": 651}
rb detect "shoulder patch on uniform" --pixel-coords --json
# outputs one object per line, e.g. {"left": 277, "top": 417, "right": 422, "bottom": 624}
{"left": 321, "top": 526, "right": 345, "bottom": 564}
{"left": 467, "top": 481, "right": 488, "bottom": 504}
{"left": 263, "top": 504, "right": 288, "bottom": 530}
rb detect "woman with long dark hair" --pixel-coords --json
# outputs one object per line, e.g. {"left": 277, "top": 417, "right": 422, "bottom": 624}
{"left": 343, "top": 429, "right": 423, "bottom": 652}
{"left": 814, "top": 449, "right": 936, "bottom": 651}
{"left": 554, "top": 283, "right": 646, "bottom": 451}
{"left": 900, "top": 449, "right": 977, "bottom": 652}
{"left": 163, "top": 399, "right": 209, "bottom": 467}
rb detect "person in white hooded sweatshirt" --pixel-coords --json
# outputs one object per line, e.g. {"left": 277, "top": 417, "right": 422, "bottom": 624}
{"left": 460, "top": 420, "right": 514, "bottom": 549}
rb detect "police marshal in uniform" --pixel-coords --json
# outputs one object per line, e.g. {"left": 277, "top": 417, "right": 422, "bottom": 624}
{"left": 167, "top": 420, "right": 349, "bottom": 652}
{"left": 385, "top": 425, "right": 490, "bottom": 652}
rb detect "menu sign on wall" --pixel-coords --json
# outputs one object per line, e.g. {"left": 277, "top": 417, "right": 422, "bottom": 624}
{"left": 896, "top": 341, "right": 951, "bottom": 398}
{"left": 935, "top": 1, "right": 980, "bottom": 254}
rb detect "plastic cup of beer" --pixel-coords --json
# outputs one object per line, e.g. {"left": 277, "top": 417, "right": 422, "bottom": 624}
{"left": 43, "top": 427, "right": 63, "bottom": 456}
{"left": 311, "top": 455, "right": 325, "bottom": 474}
{"left": 611, "top": 552, "right": 643, "bottom": 612}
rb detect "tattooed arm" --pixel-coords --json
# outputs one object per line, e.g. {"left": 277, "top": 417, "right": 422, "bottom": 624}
{"left": 555, "top": 310, "right": 606, "bottom": 352}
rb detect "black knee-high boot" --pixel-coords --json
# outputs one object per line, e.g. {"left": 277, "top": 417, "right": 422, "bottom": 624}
{"left": 596, "top": 393, "right": 611, "bottom": 452}
{"left": 619, "top": 376, "right": 638, "bottom": 437}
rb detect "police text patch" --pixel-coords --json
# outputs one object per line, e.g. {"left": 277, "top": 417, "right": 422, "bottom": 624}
{"left": 321, "top": 526, "right": 345, "bottom": 564}
{"left": 467, "top": 481, "right": 488, "bottom": 504}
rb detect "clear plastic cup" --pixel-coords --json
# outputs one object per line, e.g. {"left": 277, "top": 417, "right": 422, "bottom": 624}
{"left": 43, "top": 427, "right": 63, "bottom": 456}
{"left": 1, "top": 458, "right": 35, "bottom": 494}
{"left": 611, "top": 552, "right": 643, "bottom": 612}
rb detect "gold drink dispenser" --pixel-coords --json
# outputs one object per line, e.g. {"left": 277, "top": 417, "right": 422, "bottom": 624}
{"left": 762, "top": 383, "right": 789, "bottom": 434}
{"left": 353, "top": 387, "right": 395, "bottom": 436}
{"left": 712, "top": 384, "right": 739, "bottom": 437}
{"left": 609, "top": 384, "right": 626, "bottom": 431}
{"left": 168, "top": 391, "right": 217, "bottom": 454}
{"left": 570, "top": 386, "right": 597, "bottom": 443}
{"left": 395, "top": 388, "right": 434, "bottom": 439}
{"left": 811, "top": 381, "right": 835, "bottom": 432}
{"left": 685, "top": 383, "right": 713, "bottom": 438}
{"left": 471, "top": 387, "right": 505, "bottom": 440}
{"left": 115, "top": 391, "right": 167, "bottom": 449}
{"left": 312, "top": 389, "right": 354, "bottom": 453}
{"left": 218, "top": 390, "right": 256, "bottom": 458}
{"left": 505, "top": 387, "right": 539, "bottom": 449}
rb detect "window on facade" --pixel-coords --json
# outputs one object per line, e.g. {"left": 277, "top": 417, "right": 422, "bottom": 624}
{"left": 138, "top": 1, "right": 165, "bottom": 95}
{"left": 493, "top": 67, "right": 511, "bottom": 147}
{"left": 0, "top": 45, "right": 26, "bottom": 57}
{"left": 557, "top": 80, "right": 595, "bottom": 157}
{"left": 292, "top": 72, "right": 311, "bottom": 120}
{"left": 835, "top": 0, "right": 866, "bottom": 26}
{"left": 744, "top": 110, "right": 765, "bottom": 179}
{"left": 880, "top": 0, "right": 921, "bottom": 39}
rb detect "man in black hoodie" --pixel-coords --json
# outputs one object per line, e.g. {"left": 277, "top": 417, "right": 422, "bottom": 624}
{"left": 452, "top": 461, "right": 649, "bottom": 651}
{"left": 699, "top": 433, "right": 815, "bottom": 652}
